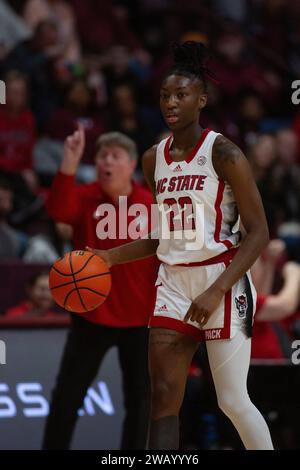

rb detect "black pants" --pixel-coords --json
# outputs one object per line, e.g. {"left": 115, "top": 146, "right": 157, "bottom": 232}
{"left": 42, "top": 315, "right": 150, "bottom": 450}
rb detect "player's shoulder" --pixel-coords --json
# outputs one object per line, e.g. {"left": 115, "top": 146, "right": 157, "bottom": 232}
{"left": 212, "top": 134, "right": 247, "bottom": 178}
{"left": 212, "top": 134, "right": 245, "bottom": 163}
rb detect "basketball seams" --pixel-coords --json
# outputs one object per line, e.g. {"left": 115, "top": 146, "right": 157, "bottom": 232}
{"left": 63, "top": 287, "right": 78, "bottom": 310}
{"left": 50, "top": 272, "right": 111, "bottom": 290}
{"left": 52, "top": 265, "right": 73, "bottom": 277}
{"left": 69, "top": 252, "right": 88, "bottom": 311}
{"left": 63, "top": 287, "right": 108, "bottom": 311}
{"left": 76, "top": 287, "right": 107, "bottom": 298}
{"left": 50, "top": 251, "right": 111, "bottom": 312}
{"left": 72, "top": 253, "right": 96, "bottom": 275}
{"left": 52, "top": 253, "right": 96, "bottom": 276}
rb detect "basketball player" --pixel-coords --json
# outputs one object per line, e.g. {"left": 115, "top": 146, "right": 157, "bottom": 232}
{"left": 87, "top": 41, "right": 274, "bottom": 449}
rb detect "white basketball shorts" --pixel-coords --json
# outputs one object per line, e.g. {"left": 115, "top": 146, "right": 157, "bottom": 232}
{"left": 149, "top": 258, "right": 257, "bottom": 342}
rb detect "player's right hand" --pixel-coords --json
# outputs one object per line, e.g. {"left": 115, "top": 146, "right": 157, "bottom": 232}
{"left": 85, "top": 247, "right": 113, "bottom": 268}
{"left": 61, "top": 124, "right": 85, "bottom": 175}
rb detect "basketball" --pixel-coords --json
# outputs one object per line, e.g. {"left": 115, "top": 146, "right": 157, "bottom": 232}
{"left": 49, "top": 250, "right": 111, "bottom": 313}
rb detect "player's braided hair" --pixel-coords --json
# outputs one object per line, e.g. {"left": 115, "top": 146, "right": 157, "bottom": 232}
{"left": 168, "top": 41, "right": 218, "bottom": 92}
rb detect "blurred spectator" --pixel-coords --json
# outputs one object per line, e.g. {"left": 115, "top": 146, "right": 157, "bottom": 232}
{"left": 249, "top": 241, "right": 300, "bottom": 450}
{"left": 272, "top": 129, "right": 300, "bottom": 259}
{"left": 268, "top": 129, "right": 300, "bottom": 230}
{"left": 288, "top": 3, "right": 300, "bottom": 77}
{"left": 211, "top": 26, "right": 277, "bottom": 105}
{"left": 293, "top": 111, "right": 300, "bottom": 158}
{"left": 70, "top": 0, "right": 140, "bottom": 52}
{"left": 23, "top": 0, "right": 81, "bottom": 63}
{"left": 248, "top": 134, "right": 278, "bottom": 232}
{"left": 252, "top": 0, "right": 290, "bottom": 60}
{"left": 46, "top": 78, "right": 105, "bottom": 171}
{"left": 33, "top": 138, "right": 64, "bottom": 186}
{"left": 213, "top": 0, "right": 248, "bottom": 23}
{"left": 0, "top": 0, "right": 31, "bottom": 60}
{"left": 249, "top": 134, "right": 277, "bottom": 184}
{"left": 251, "top": 239, "right": 300, "bottom": 360}
{"left": 0, "top": 176, "right": 27, "bottom": 259}
{"left": 0, "top": 71, "right": 37, "bottom": 185}
{"left": 277, "top": 127, "right": 299, "bottom": 165}
{"left": 251, "top": 238, "right": 286, "bottom": 296}
{"left": 249, "top": 129, "right": 300, "bottom": 240}
{"left": 108, "top": 82, "right": 158, "bottom": 171}
{"left": 22, "top": 220, "right": 72, "bottom": 263}
{"left": 101, "top": 45, "right": 141, "bottom": 97}
{"left": 200, "top": 82, "right": 239, "bottom": 142}
{"left": 0, "top": 72, "right": 44, "bottom": 233}
{"left": 5, "top": 271, "right": 57, "bottom": 317}
{"left": 3, "top": 19, "right": 63, "bottom": 130}
{"left": 83, "top": 55, "right": 108, "bottom": 108}
{"left": 236, "top": 89, "right": 265, "bottom": 150}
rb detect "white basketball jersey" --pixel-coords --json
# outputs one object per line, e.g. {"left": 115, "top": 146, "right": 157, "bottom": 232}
{"left": 155, "top": 129, "right": 240, "bottom": 265}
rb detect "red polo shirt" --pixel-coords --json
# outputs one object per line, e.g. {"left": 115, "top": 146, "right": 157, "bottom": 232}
{"left": 0, "top": 108, "right": 36, "bottom": 172}
{"left": 252, "top": 295, "right": 284, "bottom": 359}
{"left": 5, "top": 301, "right": 58, "bottom": 318}
{"left": 47, "top": 171, "right": 159, "bottom": 327}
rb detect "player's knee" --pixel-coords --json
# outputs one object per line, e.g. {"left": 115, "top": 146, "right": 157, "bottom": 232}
{"left": 217, "top": 394, "right": 236, "bottom": 417}
{"left": 151, "top": 377, "right": 181, "bottom": 416}
{"left": 217, "top": 392, "right": 251, "bottom": 418}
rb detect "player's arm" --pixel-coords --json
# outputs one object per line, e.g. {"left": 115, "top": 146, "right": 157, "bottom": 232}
{"left": 185, "top": 136, "right": 269, "bottom": 326}
{"left": 211, "top": 136, "right": 269, "bottom": 292}
{"left": 257, "top": 262, "right": 300, "bottom": 321}
{"left": 87, "top": 146, "right": 159, "bottom": 267}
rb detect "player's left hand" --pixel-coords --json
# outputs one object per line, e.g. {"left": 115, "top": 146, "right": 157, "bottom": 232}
{"left": 184, "top": 286, "right": 224, "bottom": 327}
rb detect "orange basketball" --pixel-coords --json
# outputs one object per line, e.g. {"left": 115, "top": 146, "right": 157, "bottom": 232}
{"left": 49, "top": 250, "right": 111, "bottom": 313}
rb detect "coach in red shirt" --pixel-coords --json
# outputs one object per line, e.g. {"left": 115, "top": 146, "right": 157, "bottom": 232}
{"left": 42, "top": 126, "right": 159, "bottom": 450}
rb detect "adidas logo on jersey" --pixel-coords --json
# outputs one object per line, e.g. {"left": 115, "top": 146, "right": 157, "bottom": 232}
{"left": 173, "top": 164, "right": 182, "bottom": 172}
{"left": 158, "top": 304, "right": 168, "bottom": 312}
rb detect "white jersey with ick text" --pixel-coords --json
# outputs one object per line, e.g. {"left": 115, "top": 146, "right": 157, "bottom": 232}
{"left": 154, "top": 129, "right": 240, "bottom": 265}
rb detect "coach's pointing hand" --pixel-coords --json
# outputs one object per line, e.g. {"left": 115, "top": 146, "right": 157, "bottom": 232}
{"left": 60, "top": 124, "right": 86, "bottom": 176}
{"left": 184, "top": 286, "right": 224, "bottom": 327}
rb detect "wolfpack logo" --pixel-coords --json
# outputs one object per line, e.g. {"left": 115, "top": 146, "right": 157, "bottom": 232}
{"left": 197, "top": 155, "right": 207, "bottom": 166}
{"left": 235, "top": 294, "right": 248, "bottom": 318}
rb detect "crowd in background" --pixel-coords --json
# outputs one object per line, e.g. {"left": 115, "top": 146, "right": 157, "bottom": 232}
{"left": 0, "top": 0, "right": 300, "bottom": 448}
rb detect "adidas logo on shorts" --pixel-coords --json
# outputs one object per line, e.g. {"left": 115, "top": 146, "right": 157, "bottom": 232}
{"left": 158, "top": 304, "right": 168, "bottom": 312}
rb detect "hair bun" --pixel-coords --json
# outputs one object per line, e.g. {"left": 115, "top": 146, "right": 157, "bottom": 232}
{"left": 172, "top": 41, "right": 209, "bottom": 76}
